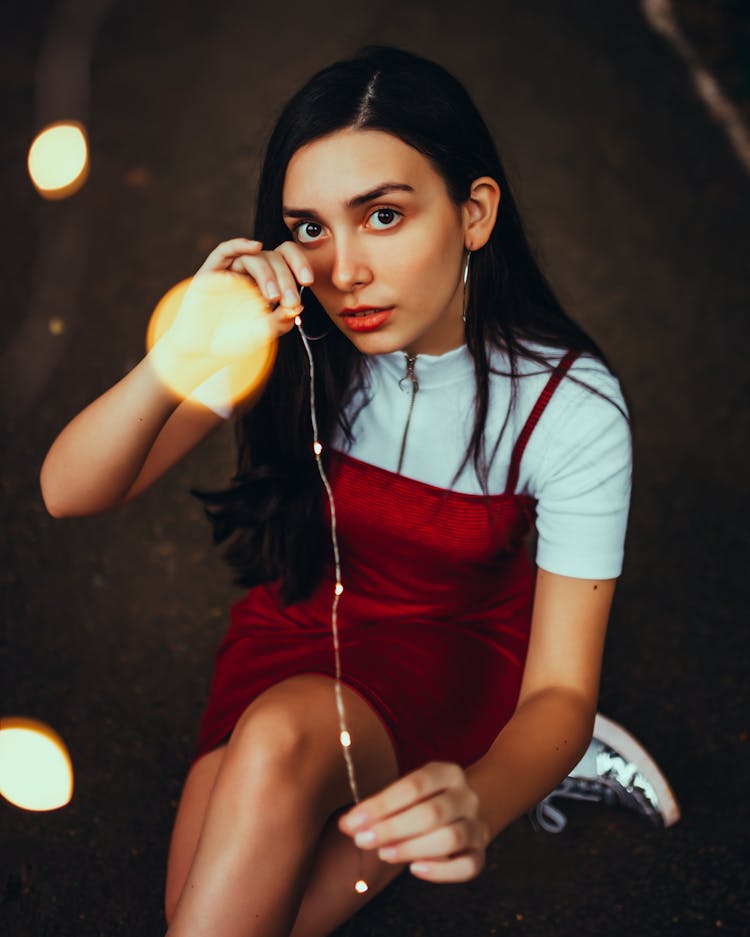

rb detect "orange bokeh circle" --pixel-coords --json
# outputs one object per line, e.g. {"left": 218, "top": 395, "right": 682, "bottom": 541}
{"left": 146, "top": 272, "right": 277, "bottom": 409}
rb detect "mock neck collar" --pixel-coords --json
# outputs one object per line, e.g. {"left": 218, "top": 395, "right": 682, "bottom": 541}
{"left": 369, "top": 343, "right": 474, "bottom": 390}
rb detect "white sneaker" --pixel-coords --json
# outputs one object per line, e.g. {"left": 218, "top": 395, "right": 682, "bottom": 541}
{"left": 527, "top": 713, "right": 682, "bottom": 833}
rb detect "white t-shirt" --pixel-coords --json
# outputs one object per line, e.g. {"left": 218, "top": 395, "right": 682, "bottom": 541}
{"left": 193, "top": 340, "right": 632, "bottom": 580}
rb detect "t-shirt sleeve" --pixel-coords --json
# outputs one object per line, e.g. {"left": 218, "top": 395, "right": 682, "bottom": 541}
{"left": 534, "top": 367, "right": 632, "bottom": 579}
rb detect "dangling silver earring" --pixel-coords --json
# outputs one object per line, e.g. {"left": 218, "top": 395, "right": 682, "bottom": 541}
{"left": 296, "top": 285, "right": 330, "bottom": 341}
{"left": 462, "top": 251, "right": 471, "bottom": 324}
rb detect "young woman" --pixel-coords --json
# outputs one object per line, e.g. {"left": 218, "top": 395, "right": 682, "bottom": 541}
{"left": 42, "top": 46, "right": 638, "bottom": 937}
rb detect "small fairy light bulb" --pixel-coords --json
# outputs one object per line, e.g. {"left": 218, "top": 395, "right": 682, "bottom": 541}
{"left": 313, "top": 441, "right": 323, "bottom": 456}
{"left": 334, "top": 582, "right": 344, "bottom": 596}
{"left": 340, "top": 730, "right": 351, "bottom": 748}
{"left": 294, "top": 316, "right": 302, "bottom": 326}
{"left": 355, "top": 880, "right": 369, "bottom": 894}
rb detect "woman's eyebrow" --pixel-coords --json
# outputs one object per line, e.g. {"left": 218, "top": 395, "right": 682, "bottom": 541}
{"left": 346, "top": 182, "right": 414, "bottom": 208}
{"left": 282, "top": 182, "right": 415, "bottom": 220}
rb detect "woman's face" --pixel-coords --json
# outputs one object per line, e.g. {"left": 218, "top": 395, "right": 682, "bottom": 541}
{"left": 282, "top": 129, "right": 468, "bottom": 357}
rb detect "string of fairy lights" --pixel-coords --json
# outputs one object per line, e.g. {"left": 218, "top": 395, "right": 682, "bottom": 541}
{"left": 295, "top": 314, "right": 370, "bottom": 895}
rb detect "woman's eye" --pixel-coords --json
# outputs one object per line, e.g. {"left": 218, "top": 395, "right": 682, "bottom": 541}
{"left": 368, "top": 208, "right": 402, "bottom": 230}
{"left": 295, "top": 222, "right": 323, "bottom": 244}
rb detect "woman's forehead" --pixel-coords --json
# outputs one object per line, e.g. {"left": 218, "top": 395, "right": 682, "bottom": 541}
{"left": 282, "top": 129, "right": 441, "bottom": 207}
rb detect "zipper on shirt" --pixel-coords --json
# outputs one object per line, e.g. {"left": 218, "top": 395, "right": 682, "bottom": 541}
{"left": 396, "top": 352, "right": 419, "bottom": 474}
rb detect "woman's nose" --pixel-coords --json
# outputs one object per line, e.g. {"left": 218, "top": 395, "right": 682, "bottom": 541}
{"left": 330, "top": 239, "right": 372, "bottom": 293}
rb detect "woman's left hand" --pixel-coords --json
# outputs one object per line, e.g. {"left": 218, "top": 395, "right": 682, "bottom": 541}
{"left": 338, "top": 761, "right": 491, "bottom": 883}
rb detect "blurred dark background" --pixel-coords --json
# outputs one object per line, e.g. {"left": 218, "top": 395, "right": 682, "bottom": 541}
{"left": 2, "top": 1, "right": 749, "bottom": 935}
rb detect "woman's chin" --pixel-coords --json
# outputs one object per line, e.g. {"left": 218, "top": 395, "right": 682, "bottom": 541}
{"left": 341, "top": 328, "right": 409, "bottom": 357}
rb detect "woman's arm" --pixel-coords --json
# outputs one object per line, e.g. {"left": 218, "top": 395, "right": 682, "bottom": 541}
{"left": 39, "top": 353, "right": 220, "bottom": 518}
{"left": 40, "top": 237, "right": 316, "bottom": 518}
{"left": 463, "top": 567, "right": 617, "bottom": 839}
{"left": 337, "top": 568, "right": 616, "bottom": 882}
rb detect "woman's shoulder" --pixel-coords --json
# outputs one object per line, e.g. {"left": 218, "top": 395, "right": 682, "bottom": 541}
{"left": 489, "top": 338, "right": 628, "bottom": 419}
{"left": 524, "top": 342, "right": 631, "bottom": 489}
{"left": 511, "top": 342, "right": 632, "bottom": 579}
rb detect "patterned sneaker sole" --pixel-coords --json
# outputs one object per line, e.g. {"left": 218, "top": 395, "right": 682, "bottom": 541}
{"left": 593, "top": 713, "right": 681, "bottom": 827}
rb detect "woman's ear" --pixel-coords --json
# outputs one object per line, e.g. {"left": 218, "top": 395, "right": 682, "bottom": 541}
{"left": 462, "top": 176, "right": 501, "bottom": 250}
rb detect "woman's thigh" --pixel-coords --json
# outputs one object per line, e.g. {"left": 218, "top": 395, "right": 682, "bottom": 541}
{"left": 165, "top": 673, "right": 401, "bottom": 920}
{"left": 289, "top": 805, "right": 408, "bottom": 937}
{"left": 165, "top": 743, "right": 226, "bottom": 918}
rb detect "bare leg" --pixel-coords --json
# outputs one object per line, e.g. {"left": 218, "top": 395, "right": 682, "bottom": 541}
{"left": 288, "top": 807, "right": 407, "bottom": 937}
{"left": 165, "top": 675, "right": 404, "bottom": 937}
{"left": 166, "top": 753, "right": 407, "bottom": 937}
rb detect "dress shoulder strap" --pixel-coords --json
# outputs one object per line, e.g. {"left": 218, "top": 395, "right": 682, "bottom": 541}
{"left": 504, "top": 350, "right": 581, "bottom": 496}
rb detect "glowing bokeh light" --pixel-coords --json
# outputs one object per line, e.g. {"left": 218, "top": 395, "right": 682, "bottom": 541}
{"left": 27, "top": 122, "right": 89, "bottom": 199}
{"left": 0, "top": 717, "right": 74, "bottom": 811}
{"left": 146, "top": 272, "right": 277, "bottom": 409}
{"left": 355, "top": 879, "right": 369, "bottom": 894}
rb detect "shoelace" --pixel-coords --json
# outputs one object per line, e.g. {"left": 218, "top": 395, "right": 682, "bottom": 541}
{"left": 528, "top": 747, "right": 663, "bottom": 833}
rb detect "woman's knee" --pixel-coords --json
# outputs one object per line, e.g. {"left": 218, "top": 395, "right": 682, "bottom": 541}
{"left": 223, "top": 680, "right": 354, "bottom": 813}
{"left": 224, "top": 674, "right": 399, "bottom": 816}
{"left": 231, "top": 698, "right": 316, "bottom": 773}
{"left": 163, "top": 675, "right": 400, "bottom": 925}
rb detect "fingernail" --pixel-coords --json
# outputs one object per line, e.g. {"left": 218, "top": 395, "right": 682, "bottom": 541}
{"left": 378, "top": 847, "right": 397, "bottom": 860}
{"left": 266, "top": 281, "right": 280, "bottom": 299}
{"left": 300, "top": 267, "right": 313, "bottom": 283}
{"left": 354, "top": 830, "right": 376, "bottom": 847}
{"left": 344, "top": 810, "right": 368, "bottom": 829}
{"left": 283, "top": 289, "right": 298, "bottom": 307}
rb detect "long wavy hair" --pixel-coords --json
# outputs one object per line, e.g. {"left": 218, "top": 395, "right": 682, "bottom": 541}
{"left": 194, "top": 45, "right": 633, "bottom": 605}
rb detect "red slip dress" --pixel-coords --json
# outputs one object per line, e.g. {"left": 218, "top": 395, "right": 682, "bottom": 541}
{"left": 192, "top": 350, "right": 580, "bottom": 776}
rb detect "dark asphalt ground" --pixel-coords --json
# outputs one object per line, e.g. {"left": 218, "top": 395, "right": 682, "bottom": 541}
{"left": 2, "top": 1, "right": 749, "bottom": 935}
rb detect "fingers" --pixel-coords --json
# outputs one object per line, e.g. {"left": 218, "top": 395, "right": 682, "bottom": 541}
{"left": 274, "top": 241, "right": 314, "bottom": 283}
{"left": 197, "top": 238, "right": 263, "bottom": 274}
{"left": 374, "top": 817, "right": 487, "bottom": 863}
{"left": 376, "top": 811, "right": 488, "bottom": 883}
{"left": 338, "top": 761, "right": 488, "bottom": 883}
{"left": 264, "top": 241, "right": 314, "bottom": 308}
{"left": 351, "top": 785, "right": 481, "bottom": 853}
{"left": 191, "top": 238, "right": 315, "bottom": 344}
{"left": 408, "top": 849, "right": 487, "bottom": 883}
{"left": 273, "top": 305, "right": 303, "bottom": 340}
{"left": 198, "top": 238, "right": 314, "bottom": 309}
{"left": 341, "top": 761, "right": 466, "bottom": 833}
{"left": 225, "top": 247, "right": 311, "bottom": 310}
{"left": 266, "top": 252, "right": 305, "bottom": 308}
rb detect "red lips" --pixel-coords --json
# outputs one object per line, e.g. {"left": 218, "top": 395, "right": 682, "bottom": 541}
{"left": 339, "top": 307, "right": 394, "bottom": 333}
{"left": 339, "top": 305, "right": 391, "bottom": 316}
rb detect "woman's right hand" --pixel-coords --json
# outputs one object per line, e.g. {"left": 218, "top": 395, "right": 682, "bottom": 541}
{"left": 196, "top": 236, "right": 315, "bottom": 336}
{"left": 152, "top": 238, "right": 315, "bottom": 392}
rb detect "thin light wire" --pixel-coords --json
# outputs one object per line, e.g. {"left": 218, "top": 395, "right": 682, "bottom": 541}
{"left": 295, "top": 315, "right": 368, "bottom": 895}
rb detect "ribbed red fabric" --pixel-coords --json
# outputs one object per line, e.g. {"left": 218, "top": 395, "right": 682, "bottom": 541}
{"left": 504, "top": 350, "right": 579, "bottom": 496}
{"left": 193, "top": 350, "right": 580, "bottom": 775}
